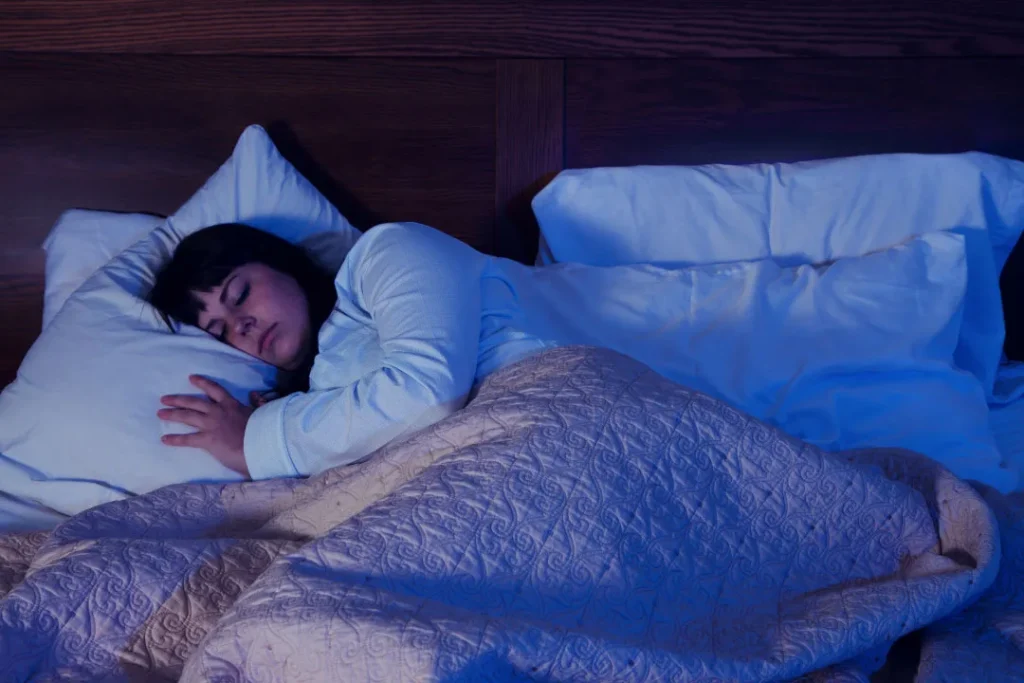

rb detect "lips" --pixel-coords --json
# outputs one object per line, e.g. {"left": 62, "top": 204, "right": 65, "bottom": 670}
{"left": 258, "top": 323, "right": 277, "bottom": 356}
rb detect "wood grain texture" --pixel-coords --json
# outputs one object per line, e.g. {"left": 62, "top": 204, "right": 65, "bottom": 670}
{"left": 0, "top": 53, "right": 498, "bottom": 384}
{"left": 566, "top": 58, "right": 1024, "bottom": 168}
{"left": 495, "top": 59, "right": 564, "bottom": 264}
{"left": 0, "top": 53, "right": 497, "bottom": 252}
{"left": 2, "top": 0, "right": 1023, "bottom": 57}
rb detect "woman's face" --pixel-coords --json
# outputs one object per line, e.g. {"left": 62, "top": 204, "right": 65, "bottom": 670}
{"left": 192, "top": 263, "right": 312, "bottom": 370}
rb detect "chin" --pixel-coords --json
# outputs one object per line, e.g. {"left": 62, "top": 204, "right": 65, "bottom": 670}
{"left": 284, "top": 334, "right": 315, "bottom": 372}
{"left": 274, "top": 344, "right": 302, "bottom": 372}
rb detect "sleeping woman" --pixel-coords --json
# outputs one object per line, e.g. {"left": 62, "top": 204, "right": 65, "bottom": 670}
{"left": 151, "top": 221, "right": 644, "bottom": 479}
{"left": 150, "top": 220, "right": 745, "bottom": 480}
{"left": 148, "top": 221, "right": 955, "bottom": 481}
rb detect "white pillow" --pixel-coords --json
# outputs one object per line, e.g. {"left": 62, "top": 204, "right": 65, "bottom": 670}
{"left": 532, "top": 153, "right": 1024, "bottom": 401}
{"left": 519, "top": 231, "right": 1017, "bottom": 492}
{"left": 40, "top": 210, "right": 352, "bottom": 332}
{"left": 42, "top": 210, "right": 166, "bottom": 329}
{"left": 0, "top": 125, "right": 361, "bottom": 517}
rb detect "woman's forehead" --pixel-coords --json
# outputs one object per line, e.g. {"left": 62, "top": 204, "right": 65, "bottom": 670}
{"left": 198, "top": 267, "right": 243, "bottom": 299}
{"left": 191, "top": 276, "right": 232, "bottom": 321}
{"left": 192, "top": 264, "right": 260, "bottom": 320}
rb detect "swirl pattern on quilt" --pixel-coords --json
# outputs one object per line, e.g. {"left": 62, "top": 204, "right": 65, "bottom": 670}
{"left": 0, "top": 346, "right": 1014, "bottom": 682}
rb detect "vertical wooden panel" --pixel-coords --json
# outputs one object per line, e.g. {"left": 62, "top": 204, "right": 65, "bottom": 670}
{"left": 566, "top": 58, "right": 1024, "bottom": 167}
{"left": 0, "top": 54, "right": 497, "bottom": 252}
{"left": 0, "top": 54, "right": 498, "bottom": 387}
{"left": 495, "top": 59, "right": 564, "bottom": 264}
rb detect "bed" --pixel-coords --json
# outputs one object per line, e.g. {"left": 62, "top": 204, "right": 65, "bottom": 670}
{"left": 2, "top": 2, "right": 1024, "bottom": 681}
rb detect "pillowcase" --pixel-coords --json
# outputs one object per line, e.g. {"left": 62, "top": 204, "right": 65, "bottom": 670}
{"left": 0, "top": 125, "right": 362, "bottom": 518}
{"left": 42, "top": 210, "right": 166, "bottom": 329}
{"left": 40, "top": 210, "right": 353, "bottom": 332}
{"left": 532, "top": 153, "right": 1024, "bottom": 401}
{"left": 515, "top": 231, "right": 1016, "bottom": 492}
{"left": 533, "top": 153, "right": 1024, "bottom": 269}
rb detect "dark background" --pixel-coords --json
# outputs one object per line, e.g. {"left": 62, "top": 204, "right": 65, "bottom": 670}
{"left": 2, "top": 0, "right": 1023, "bottom": 390}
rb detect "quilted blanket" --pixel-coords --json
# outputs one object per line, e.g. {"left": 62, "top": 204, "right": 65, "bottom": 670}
{"left": 0, "top": 346, "right": 1021, "bottom": 682}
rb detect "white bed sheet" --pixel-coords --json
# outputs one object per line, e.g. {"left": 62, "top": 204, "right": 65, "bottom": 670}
{"left": 532, "top": 156, "right": 1024, "bottom": 492}
{"left": 0, "top": 488, "right": 67, "bottom": 532}
{"left": 532, "top": 154, "right": 1024, "bottom": 404}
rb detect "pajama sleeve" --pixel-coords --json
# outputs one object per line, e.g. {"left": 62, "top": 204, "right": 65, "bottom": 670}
{"left": 243, "top": 222, "right": 485, "bottom": 479}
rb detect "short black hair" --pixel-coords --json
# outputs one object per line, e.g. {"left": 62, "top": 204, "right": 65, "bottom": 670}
{"left": 147, "top": 223, "right": 337, "bottom": 394}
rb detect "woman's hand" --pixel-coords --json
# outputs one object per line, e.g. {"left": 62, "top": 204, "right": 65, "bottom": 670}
{"left": 158, "top": 375, "right": 254, "bottom": 478}
{"left": 249, "top": 390, "right": 279, "bottom": 408}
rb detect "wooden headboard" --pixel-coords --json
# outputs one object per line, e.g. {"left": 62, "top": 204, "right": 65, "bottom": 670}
{"left": 3, "top": 1, "right": 1023, "bottom": 388}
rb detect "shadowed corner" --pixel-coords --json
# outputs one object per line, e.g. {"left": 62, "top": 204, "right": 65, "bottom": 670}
{"left": 497, "top": 172, "right": 557, "bottom": 266}
{"left": 264, "top": 120, "right": 384, "bottom": 233}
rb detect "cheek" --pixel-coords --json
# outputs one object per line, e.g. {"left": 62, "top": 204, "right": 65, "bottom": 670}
{"left": 288, "top": 299, "right": 312, "bottom": 347}
{"left": 268, "top": 279, "right": 311, "bottom": 336}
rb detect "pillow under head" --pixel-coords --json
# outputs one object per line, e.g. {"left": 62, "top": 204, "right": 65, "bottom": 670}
{"left": 0, "top": 125, "right": 361, "bottom": 518}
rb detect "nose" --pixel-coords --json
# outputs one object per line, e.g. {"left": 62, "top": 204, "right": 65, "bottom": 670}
{"left": 232, "top": 315, "right": 256, "bottom": 342}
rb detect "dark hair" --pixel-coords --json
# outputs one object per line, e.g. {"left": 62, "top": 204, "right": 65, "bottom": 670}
{"left": 147, "top": 223, "right": 337, "bottom": 395}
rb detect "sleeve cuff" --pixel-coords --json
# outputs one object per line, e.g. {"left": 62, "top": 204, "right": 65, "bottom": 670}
{"left": 244, "top": 395, "right": 301, "bottom": 480}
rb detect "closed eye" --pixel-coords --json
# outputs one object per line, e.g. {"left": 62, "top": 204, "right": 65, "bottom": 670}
{"left": 205, "top": 321, "right": 226, "bottom": 341}
{"left": 207, "top": 283, "right": 248, "bottom": 341}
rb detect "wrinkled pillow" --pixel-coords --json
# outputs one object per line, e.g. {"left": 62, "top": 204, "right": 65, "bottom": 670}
{"left": 0, "top": 125, "right": 361, "bottom": 517}
{"left": 533, "top": 153, "right": 1024, "bottom": 401}
{"left": 41, "top": 210, "right": 165, "bottom": 329}
{"left": 516, "top": 231, "right": 1017, "bottom": 492}
{"left": 41, "top": 209, "right": 354, "bottom": 331}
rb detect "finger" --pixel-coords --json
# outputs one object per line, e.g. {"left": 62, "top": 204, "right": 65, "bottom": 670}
{"left": 161, "top": 432, "right": 207, "bottom": 448}
{"left": 157, "top": 408, "right": 210, "bottom": 430}
{"left": 189, "top": 375, "right": 233, "bottom": 404}
{"left": 160, "top": 395, "right": 213, "bottom": 412}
